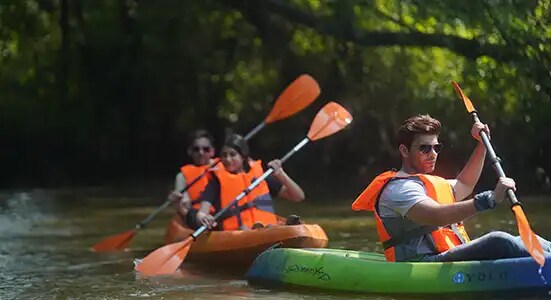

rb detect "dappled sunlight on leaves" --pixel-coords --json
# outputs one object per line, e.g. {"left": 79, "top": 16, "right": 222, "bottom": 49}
{"left": 0, "top": 0, "right": 550, "bottom": 194}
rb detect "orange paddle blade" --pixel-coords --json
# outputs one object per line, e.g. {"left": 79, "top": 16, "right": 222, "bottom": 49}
{"left": 264, "top": 74, "right": 320, "bottom": 124}
{"left": 134, "top": 236, "right": 194, "bottom": 276}
{"left": 451, "top": 81, "right": 476, "bottom": 113}
{"left": 92, "top": 230, "right": 136, "bottom": 252}
{"left": 307, "top": 102, "right": 352, "bottom": 141}
{"left": 512, "top": 205, "right": 545, "bottom": 267}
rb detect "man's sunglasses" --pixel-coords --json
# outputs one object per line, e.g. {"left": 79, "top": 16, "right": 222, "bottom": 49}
{"left": 418, "top": 143, "right": 443, "bottom": 154}
{"left": 191, "top": 146, "right": 212, "bottom": 153}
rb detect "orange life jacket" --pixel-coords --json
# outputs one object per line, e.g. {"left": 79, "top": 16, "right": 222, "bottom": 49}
{"left": 213, "top": 160, "right": 278, "bottom": 231}
{"left": 352, "top": 171, "right": 470, "bottom": 262}
{"left": 180, "top": 160, "right": 221, "bottom": 209}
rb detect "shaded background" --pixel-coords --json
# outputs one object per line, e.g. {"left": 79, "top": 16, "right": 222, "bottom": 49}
{"left": 2, "top": 0, "right": 550, "bottom": 198}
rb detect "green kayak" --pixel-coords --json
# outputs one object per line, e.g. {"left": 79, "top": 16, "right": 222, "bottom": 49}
{"left": 246, "top": 248, "right": 551, "bottom": 295}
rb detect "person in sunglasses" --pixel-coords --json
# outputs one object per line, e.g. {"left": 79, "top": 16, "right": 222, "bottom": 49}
{"left": 193, "top": 133, "right": 305, "bottom": 231}
{"left": 352, "top": 114, "right": 551, "bottom": 262}
{"left": 168, "top": 129, "right": 217, "bottom": 225}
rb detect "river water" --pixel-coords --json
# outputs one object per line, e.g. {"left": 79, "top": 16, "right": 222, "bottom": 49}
{"left": 1, "top": 186, "right": 550, "bottom": 299}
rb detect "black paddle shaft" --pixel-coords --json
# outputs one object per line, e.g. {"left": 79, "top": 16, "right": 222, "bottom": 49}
{"left": 470, "top": 112, "right": 520, "bottom": 206}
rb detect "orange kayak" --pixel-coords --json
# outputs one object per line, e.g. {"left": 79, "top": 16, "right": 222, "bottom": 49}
{"left": 164, "top": 215, "right": 328, "bottom": 266}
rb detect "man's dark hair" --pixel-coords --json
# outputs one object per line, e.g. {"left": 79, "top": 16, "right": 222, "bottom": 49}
{"left": 188, "top": 129, "right": 214, "bottom": 146}
{"left": 397, "top": 114, "right": 441, "bottom": 148}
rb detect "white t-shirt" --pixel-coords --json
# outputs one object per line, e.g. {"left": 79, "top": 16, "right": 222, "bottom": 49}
{"left": 378, "top": 176, "right": 427, "bottom": 218}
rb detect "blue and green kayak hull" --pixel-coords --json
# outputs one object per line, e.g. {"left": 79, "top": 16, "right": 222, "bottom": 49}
{"left": 246, "top": 248, "right": 551, "bottom": 295}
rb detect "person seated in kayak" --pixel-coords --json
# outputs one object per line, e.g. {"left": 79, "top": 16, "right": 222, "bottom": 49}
{"left": 193, "top": 133, "right": 305, "bottom": 230}
{"left": 168, "top": 129, "right": 217, "bottom": 226}
{"left": 352, "top": 114, "right": 551, "bottom": 262}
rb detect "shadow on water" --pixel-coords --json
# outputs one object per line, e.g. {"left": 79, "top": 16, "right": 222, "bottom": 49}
{"left": 0, "top": 187, "right": 550, "bottom": 299}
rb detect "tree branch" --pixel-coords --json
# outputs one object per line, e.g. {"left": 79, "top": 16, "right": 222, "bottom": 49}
{"left": 376, "top": 10, "right": 417, "bottom": 32}
{"left": 222, "top": 0, "right": 519, "bottom": 62}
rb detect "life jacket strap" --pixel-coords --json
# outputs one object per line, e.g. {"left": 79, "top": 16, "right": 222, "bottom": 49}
{"left": 450, "top": 223, "right": 468, "bottom": 244}
{"left": 217, "top": 202, "right": 252, "bottom": 222}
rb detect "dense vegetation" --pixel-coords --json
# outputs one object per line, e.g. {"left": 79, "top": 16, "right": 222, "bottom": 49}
{"left": 2, "top": 0, "right": 550, "bottom": 196}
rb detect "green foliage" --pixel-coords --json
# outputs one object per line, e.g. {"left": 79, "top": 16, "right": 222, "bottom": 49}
{"left": 1, "top": 0, "right": 550, "bottom": 194}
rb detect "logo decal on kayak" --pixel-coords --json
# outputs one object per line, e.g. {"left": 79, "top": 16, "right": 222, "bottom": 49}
{"left": 285, "top": 264, "right": 331, "bottom": 281}
{"left": 452, "top": 270, "right": 508, "bottom": 284}
{"left": 452, "top": 272, "right": 465, "bottom": 284}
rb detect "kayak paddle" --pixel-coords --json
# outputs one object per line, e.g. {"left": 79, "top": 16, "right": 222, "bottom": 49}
{"left": 92, "top": 74, "right": 320, "bottom": 252}
{"left": 452, "top": 81, "right": 545, "bottom": 267}
{"left": 134, "top": 101, "right": 353, "bottom": 276}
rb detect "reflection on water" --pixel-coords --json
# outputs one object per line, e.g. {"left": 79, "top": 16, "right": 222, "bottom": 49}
{"left": 0, "top": 188, "right": 550, "bottom": 299}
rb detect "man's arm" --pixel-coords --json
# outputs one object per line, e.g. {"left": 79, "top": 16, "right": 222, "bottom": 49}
{"left": 451, "top": 122, "right": 489, "bottom": 200}
{"left": 405, "top": 197, "right": 478, "bottom": 226}
{"left": 386, "top": 179, "right": 479, "bottom": 227}
{"left": 452, "top": 143, "right": 486, "bottom": 201}
{"left": 406, "top": 184, "right": 504, "bottom": 227}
